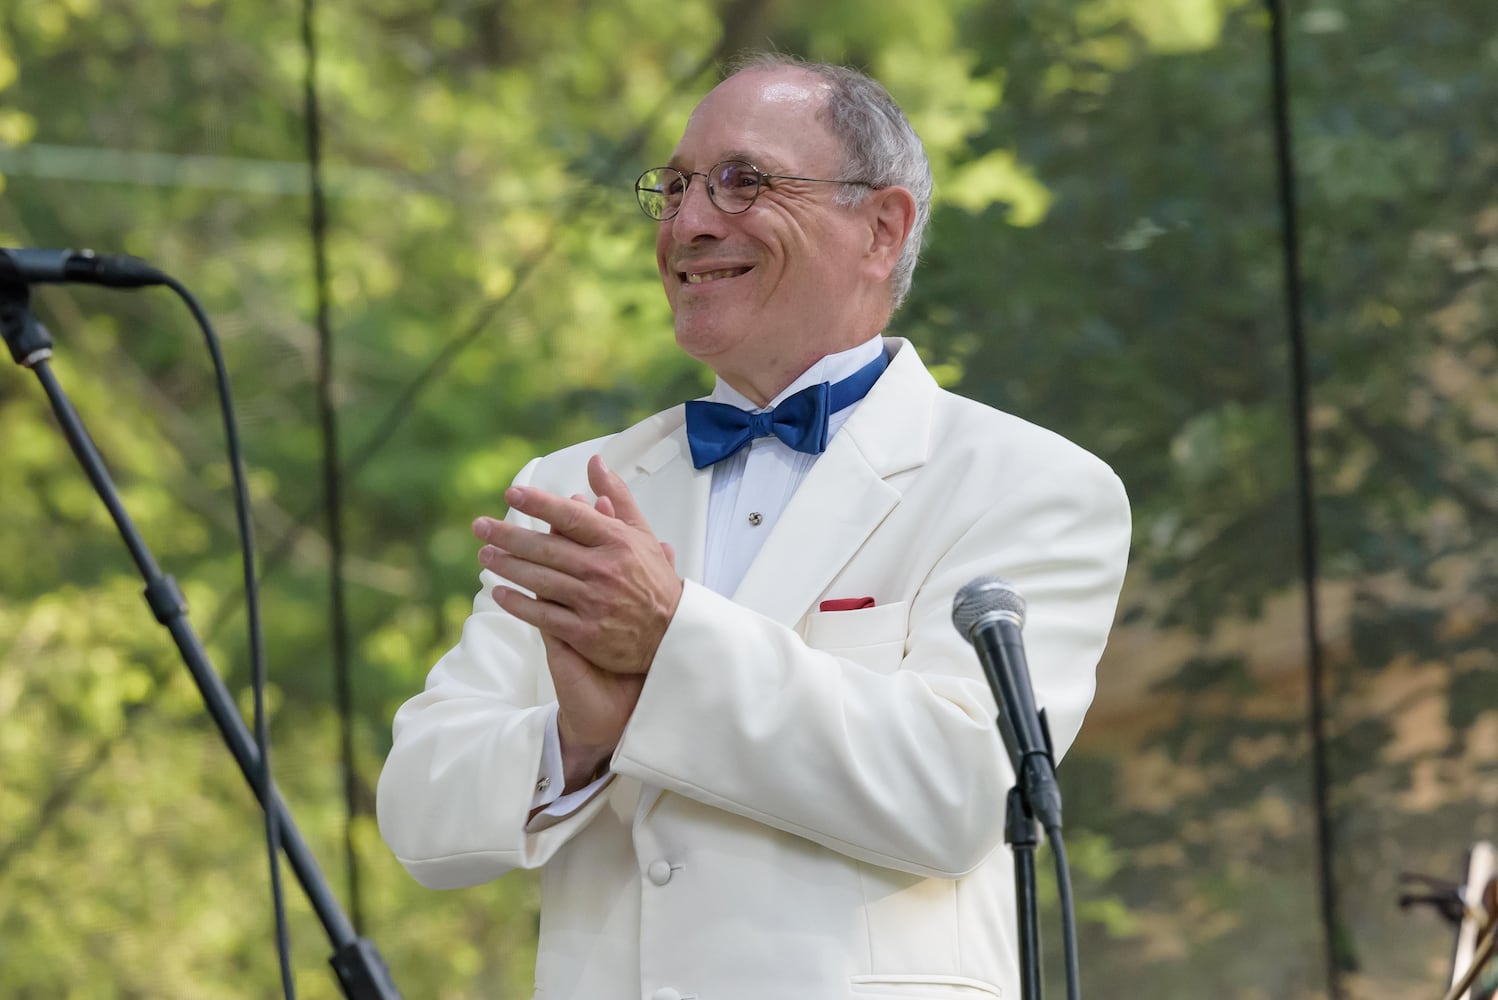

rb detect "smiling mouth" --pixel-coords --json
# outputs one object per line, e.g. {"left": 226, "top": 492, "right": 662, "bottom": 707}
{"left": 681, "top": 266, "right": 752, "bottom": 285}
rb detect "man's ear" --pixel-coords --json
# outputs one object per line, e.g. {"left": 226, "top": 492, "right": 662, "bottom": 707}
{"left": 862, "top": 185, "right": 918, "bottom": 282}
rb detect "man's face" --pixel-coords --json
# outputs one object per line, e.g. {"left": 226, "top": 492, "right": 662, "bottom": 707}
{"left": 656, "top": 69, "right": 876, "bottom": 397}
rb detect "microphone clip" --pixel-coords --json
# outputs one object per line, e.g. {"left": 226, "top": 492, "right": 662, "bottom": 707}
{"left": 0, "top": 280, "right": 54, "bottom": 369}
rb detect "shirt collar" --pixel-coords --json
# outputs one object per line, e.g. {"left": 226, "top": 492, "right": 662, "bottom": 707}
{"left": 706, "top": 335, "right": 886, "bottom": 412}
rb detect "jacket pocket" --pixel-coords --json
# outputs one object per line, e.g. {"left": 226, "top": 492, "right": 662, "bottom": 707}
{"left": 804, "top": 600, "right": 909, "bottom": 673}
{"left": 850, "top": 974, "right": 1002, "bottom": 998}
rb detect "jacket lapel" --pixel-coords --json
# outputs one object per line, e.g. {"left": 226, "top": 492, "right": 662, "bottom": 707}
{"left": 730, "top": 338, "right": 935, "bottom": 624}
{"left": 618, "top": 342, "right": 936, "bottom": 826}
{"left": 600, "top": 410, "right": 713, "bottom": 586}
{"left": 728, "top": 439, "right": 897, "bottom": 623}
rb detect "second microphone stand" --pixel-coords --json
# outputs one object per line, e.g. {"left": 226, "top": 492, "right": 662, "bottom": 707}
{"left": 0, "top": 279, "right": 400, "bottom": 998}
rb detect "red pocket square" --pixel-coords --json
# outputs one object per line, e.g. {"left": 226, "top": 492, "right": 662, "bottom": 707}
{"left": 819, "top": 597, "right": 876, "bottom": 612}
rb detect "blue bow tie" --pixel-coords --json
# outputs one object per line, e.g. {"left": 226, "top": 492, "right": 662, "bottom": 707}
{"left": 684, "top": 349, "right": 890, "bottom": 469}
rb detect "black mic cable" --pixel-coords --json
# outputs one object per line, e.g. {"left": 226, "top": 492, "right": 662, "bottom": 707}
{"left": 157, "top": 273, "right": 295, "bottom": 1000}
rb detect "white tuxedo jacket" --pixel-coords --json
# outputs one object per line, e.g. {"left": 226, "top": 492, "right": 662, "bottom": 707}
{"left": 377, "top": 339, "right": 1131, "bottom": 1000}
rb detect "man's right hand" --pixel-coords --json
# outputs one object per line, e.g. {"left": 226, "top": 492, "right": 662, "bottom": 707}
{"left": 517, "top": 492, "right": 676, "bottom": 793}
{"left": 543, "top": 630, "right": 643, "bottom": 791}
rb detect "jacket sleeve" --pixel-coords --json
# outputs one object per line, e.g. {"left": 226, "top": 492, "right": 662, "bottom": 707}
{"left": 375, "top": 458, "right": 611, "bottom": 890}
{"left": 611, "top": 449, "right": 1131, "bottom": 879}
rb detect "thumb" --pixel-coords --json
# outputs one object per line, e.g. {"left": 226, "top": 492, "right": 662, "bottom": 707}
{"left": 587, "top": 455, "right": 649, "bottom": 530}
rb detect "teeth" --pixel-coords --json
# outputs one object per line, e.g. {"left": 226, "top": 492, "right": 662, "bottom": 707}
{"left": 685, "top": 268, "right": 747, "bottom": 284}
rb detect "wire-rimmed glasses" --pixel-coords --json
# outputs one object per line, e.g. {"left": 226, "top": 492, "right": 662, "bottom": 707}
{"left": 634, "top": 159, "right": 877, "bottom": 221}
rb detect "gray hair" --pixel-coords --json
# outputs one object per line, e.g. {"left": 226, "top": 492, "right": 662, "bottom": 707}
{"left": 725, "top": 52, "right": 934, "bottom": 313}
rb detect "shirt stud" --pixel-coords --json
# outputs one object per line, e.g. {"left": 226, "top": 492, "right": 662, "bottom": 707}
{"left": 747, "top": 511, "right": 763, "bottom": 526}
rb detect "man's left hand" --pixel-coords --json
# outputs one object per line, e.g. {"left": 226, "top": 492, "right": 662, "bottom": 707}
{"left": 476, "top": 455, "right": 683, "bottom": 675}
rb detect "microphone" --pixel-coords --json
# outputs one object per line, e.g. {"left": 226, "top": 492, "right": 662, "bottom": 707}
{"left": 0, "top": 248, "right": 166, "bottom": 288}
{"left": 952, "top": 576, "right": 1063, "bottom": 829}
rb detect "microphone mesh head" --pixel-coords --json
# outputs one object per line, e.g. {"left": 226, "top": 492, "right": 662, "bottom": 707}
{"left": 951, "top": 576, "right": 1027, "bottom": 638}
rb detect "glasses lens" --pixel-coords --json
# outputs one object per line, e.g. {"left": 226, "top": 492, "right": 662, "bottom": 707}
{"left": 636, "top": 167, "right": 685, "bottom": 220}
{"left": 711, "top": 161, "right": 761, "bottom": 213}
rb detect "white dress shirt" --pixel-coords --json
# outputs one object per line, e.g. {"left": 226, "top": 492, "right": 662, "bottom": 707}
{"left": 531, "top": 335, "right": 887, "bottom": 814}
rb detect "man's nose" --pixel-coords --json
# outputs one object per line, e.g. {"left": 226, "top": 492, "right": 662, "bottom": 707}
{"left": 670, "top": 174, "right": 727, "bottom": 240}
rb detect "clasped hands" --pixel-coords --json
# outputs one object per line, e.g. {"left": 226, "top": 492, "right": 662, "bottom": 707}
{"left": 473, "top": 455, "right": 682, "bottom": 790}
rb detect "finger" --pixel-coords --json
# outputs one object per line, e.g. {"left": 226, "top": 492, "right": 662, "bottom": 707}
{"left": 586, "top": 455, "right": 650, "bottom": 530}
{"left": 541, "top": 629, "right": 581, "bottom": 658}
{"left": 540, "top": 631, "right": 593, "bottom": 688}
{"left": 479, "top": 547, "right": 590, "bottom": 608}
{"left": 660, "top": 540, "right": 676, "bottom": 572}
{"left": 504, "top": 484, "right": 614, "bottom": 545}
{"left": 479, "top": 521, "right": 593, "bottom": 577}
{"left": 574, "top": 492, "right": 616, "bottom": 520}
{"left": 491, "top": 584, "right": 584, "bottom": 636}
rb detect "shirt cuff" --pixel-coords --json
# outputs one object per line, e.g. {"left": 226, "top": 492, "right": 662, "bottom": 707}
{"left": 530, "top": 703, "right": 611, "bottom": 819}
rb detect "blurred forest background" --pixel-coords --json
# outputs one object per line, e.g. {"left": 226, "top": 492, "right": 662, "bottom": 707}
{"left": 2, "top": 0, "right": 1496, "bottom": 996}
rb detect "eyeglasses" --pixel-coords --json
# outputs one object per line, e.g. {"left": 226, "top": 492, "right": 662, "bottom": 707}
{"left": 634, "top": 159, "right": 877, "bottom": 221}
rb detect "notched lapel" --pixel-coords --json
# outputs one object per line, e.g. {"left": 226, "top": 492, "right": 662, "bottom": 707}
{"left": 603, "top": 420, "right": 712, "bottom": 586}
{"left": 632, "top": 342, "right": 938, "bottom": 829}
{"left": 731, "top": 438, "right": 899, "bottom": 626}
{"left": 728, "top": 340, "right": 937, "bottom": 627}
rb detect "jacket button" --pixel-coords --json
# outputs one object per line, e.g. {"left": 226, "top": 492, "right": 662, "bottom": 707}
{"left": 651, "top": 989, "right": 682, "bottom": 1000}
{"left": 647, "top": 860, "right": 673, "bottom": 886}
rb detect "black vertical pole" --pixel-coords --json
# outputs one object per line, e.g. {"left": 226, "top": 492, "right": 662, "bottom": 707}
{"left": 1264, "top": 2, "right": 1346, "bottom": 995}
{"left": 299, "top": 0, "right": 363, "bottom": 933}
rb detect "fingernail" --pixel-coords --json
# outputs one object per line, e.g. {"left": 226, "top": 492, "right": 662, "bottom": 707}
{"left": 505, "top": 486, "right": 525, "bottom": 505}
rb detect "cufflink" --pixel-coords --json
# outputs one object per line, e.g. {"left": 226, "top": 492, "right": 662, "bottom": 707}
{"left": 536, "top": 776, "right": 551, "bottom": 794}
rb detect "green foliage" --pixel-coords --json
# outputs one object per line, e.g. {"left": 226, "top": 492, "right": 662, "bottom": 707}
{"left": 3, "top": 0, "right": 1497, "bottom": 997}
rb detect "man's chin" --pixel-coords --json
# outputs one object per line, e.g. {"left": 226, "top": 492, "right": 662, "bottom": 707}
{"left": 672, "top": 317, "right": 746, "bottom": 364}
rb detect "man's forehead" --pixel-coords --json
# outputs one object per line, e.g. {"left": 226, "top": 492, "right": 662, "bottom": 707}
{"left": 671, "top": 69, "right": 836, "bottom": 167}
{"left": 752, "top": 74, "right": 830, "bottom": 106}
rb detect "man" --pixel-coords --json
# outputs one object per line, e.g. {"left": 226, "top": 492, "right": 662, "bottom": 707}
{"left": 377, "top": 53, "right": 1131, "bottom": 1000}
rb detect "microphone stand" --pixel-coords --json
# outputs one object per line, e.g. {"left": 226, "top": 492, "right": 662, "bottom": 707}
{"left": 954, "top": 579, "right": 1081, "bottom": 1000}
{"left": 1, "top": 281, "right": 400, "bottom": 999}
{"left": 1006, "top": 785, "right": 1044, "bottom": 1000}
{"left": 995, "top": 705, "right": 1066, "bottom": 1000}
